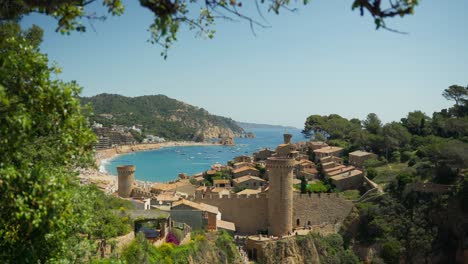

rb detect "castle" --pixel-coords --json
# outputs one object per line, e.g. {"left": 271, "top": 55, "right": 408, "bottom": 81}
{"left": 115, "top": 134, "right": 356, "bottom": 237}
{"left": 190, "top": 134, "right": 354, "bottom": 236}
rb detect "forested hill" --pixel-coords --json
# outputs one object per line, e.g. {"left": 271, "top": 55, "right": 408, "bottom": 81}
{"left": 80, "top": 94, "right": 245, "bottom": 141}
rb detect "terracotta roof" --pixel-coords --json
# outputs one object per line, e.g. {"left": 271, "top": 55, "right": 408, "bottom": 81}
{"left": 195, "top": 186, "right": 207, "bottom": 191}
{"left": 194, "top": 176, "right": 205, "bottom": 182}
{"left": 171, "top": 199, "right": 219, "bottom": 214}
{"left": 349, "top": 150, "right": 374, "bottom": 157}
{"left": 233, "top": 175, "right": 266, "bottom": 184}
{"left": 327, "top": 166, "right": 356, "bottom": 176}
{"left": 313, "top": 146, "right": 343, "bottom": 154}
{"left": 208, "top": 187, "right": 230, "bottom": 194}
{"left": 152, "top": 183, "right": 177, "bottom": 191}
{"left": 232, "top": 166, "right": 259, "bottom": 174}
{"left": 213, "top": 179, "right": 230, "bottom": 184}
{"left": 216, "top": 220, "right": 236, "bottom": 231}
{"left": 330, "top": 169, "right": 363, "bottom": 181}
{"left": 156, "top": 193, "right": 180, "bottom": 202}
{"left": 236, "top": 188, "right": 262, "bottom": 195}
{"left": 206, "top": 170, "right": 217, "bottom": 175}
{"left": 302, "top": 168, "right": 318, "bottom": 174}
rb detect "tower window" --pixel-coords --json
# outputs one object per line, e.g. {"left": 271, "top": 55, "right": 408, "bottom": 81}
{"left": 296, "top": 219, "right": 300, "bottom": 226}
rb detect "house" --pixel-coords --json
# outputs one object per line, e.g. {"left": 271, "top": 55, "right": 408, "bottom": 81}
{"left": 233, "top": 175, "right": 266, "bottom": 190}
{"left": 298, "top": 168, "right": 318, "bottom": 181}
{"left": 213, "top": 179, "right": 231, "bottom": 188}
{"left": 206, "top": 187, "right": 231, "bottom": 197}
{"left": 348, "top": 150, "right": 378, "bottom": 168}
{"left": 151, "top": 183, "right": 177, "bottom": 194}
{"left": 233, "top": 162, "right": 253, "bottom": 169}
{"left": 308, "top": 141, "right": 328, "bottom": 150}
{"left": 313, "top": 146, "right": 343, "bottom": 162}
{"left": 330, "top": 169, "right": 364, "bottom": 191}
{"left": 325, "top": 166, "right": 355, "bottom": 177}
{"left": 320, "top": 156, "right": 343, "bottom": 165}
{"left": 234, "top": 155, "right": 253, "bottom": 163}
{"left": 232, "top": 166, "right": 260, "bottom": 178}
{"left": 171, "top": 199, "right": 235, "bottom": 232}
{"left": 192, "top": 176, "right": 205, "bottom": 185}
{"left": 253, "top": 148, "right": 275, "bottom": 161}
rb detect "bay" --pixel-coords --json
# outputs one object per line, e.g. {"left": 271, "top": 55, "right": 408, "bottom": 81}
{"left": 104, "top": 128, "right": 305, "bottom": 182}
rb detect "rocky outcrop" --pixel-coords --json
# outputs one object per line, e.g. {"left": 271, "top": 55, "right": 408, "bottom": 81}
{"left": 261, "top": 237, "right": 320, "bottom": 264}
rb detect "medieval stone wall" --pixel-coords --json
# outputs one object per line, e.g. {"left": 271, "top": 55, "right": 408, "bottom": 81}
{"left": 191, "top": 194, "right": 268, "bottom": 234}
{"left": 293, "top": 193, "right": 354, "bottom": 228}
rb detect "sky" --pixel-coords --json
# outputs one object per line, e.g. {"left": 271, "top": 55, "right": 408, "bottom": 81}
{"left": 21, "top": 1, "right": 468, "bottom": 128}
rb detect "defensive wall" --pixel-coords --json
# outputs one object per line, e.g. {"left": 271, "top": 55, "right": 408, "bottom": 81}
{"left": 191, "top": 193, "right": 268, "bottom": 234}
{"left": 293, "top": 193, "right": 354, "bottom": 228}
{"left": 190, "top": 192, "right": 354, "bottom": 235}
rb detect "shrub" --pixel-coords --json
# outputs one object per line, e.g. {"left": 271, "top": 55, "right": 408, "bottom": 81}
{"left": 166, "top": 232, "right": 180, "bottom": 245}
{"left": 366, "top": 168, "right": 378, "bottom": 180}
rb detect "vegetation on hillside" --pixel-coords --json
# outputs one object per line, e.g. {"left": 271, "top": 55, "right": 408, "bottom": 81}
{"left": 302, "top": 86, "right": 468, "bottom": 262}
{"left": 81, "top": 93, "right": 245, "bottom": 141}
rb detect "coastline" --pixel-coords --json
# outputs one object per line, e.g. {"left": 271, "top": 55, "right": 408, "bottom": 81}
{"left": 95, "top": 141, "right": 221, "bottom": 168}
{"left": 80, "top": 141, "right": 221, "bottom": 188}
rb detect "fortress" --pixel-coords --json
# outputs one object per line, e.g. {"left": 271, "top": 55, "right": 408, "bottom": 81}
{"left": 115, "top": 134, "right": 355, "bottom": 237}
{"left": 190, "top": 134, "right": 354, "bottom": 236}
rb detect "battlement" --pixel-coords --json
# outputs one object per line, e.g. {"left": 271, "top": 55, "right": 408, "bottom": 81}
{"left": 190, "top": 192, "right": 268, "bottom": 200}
{"left": 266, "top": 157, "right": 296, "bottom": 168}
{"left": 117, "top": 165, "right": 136, "bottom": 174}
{"left": 293, "top": 192, "right": 344, "bottom": 200}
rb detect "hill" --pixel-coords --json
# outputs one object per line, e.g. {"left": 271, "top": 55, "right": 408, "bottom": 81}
{"left": 81, "top": 94, "right": 245, "bottom": 141}
{"left": 236, "top": 121, "right": 298, "bottom": 130}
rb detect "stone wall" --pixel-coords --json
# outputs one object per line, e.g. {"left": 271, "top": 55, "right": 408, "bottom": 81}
{"left": 293, "top": 193, "right": 354, "bottom": 228}
{"left": 192, "top": 194, "right": 268, "bottom": 234}
{"left": 331, "top": 173, "right": 364, "bottom": 191}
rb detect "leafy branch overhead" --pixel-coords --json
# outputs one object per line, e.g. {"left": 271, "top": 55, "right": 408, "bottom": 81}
{"left": 0, "top": 0, "right": 419, "bottom": 56}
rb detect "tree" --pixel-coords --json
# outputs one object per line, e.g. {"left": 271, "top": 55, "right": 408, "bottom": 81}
{"left": 0, "top": 0, "right": 420, "bottom": 57}
{"left": 363, "top": 113, "right": 382, "bottom": 134}
{"left": 442, "top": 85, "right": 468, "bottom": 106}
{"left": 382, "top": 122, "right": 411, "bottom": 158}
{"left": 401, "top": 111, "right": 432, "bottom": 136}
{"left": 0, "top": 23, "right": 96, "bottom": 263}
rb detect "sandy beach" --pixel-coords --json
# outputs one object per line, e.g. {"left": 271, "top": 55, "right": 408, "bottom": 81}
{"left": 80, "top": 141, "right": 220, "bottom": 189}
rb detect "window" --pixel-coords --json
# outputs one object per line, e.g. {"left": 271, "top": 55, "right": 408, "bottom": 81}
{"left": 296, "top": 219, "right": 300, "bottom": 226}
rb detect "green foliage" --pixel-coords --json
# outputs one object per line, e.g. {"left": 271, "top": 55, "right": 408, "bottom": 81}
{"left": 81, "top": 93, "right": 244, "bottom": 141}
{"left": 85, "top": 185, "right": 134, "bottom": 239}
{"left": 363, "top": 113, "right": 382, "bottom": 134}
{"left": 122, "top": 230, "right": 241, "bottom": 264}
{"left": 381, "top": 239, "right": 402, "bottom": 264}
{"left": 307, "top": 233, "right": 360, "bottom": 264}
{"left": 366, "top": 168, "right": 378, "bottom": 180}
{"left": 308, "top": 181, "right": 330, "bottom": 193}
{"left": 342, "top": 189, "right": 361, "bottom": 200}
{"left": 0, "top": 23, "right": 96, "bottom": 263}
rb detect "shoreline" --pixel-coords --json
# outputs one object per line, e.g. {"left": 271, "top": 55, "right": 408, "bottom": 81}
{"left": 95, "top": 141, "right": 221, "bottom": 167}
{"left": 81, "top": 141, "right": 222, "bottom": 188}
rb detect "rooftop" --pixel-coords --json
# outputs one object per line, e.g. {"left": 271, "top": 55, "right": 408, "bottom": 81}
{"left": 313, "top": 146, "right": 343, "bottom": 154}
{"left": 330, "top": 169, "right": 363, "bottom": 181}
{"left": 216, "top": 220, "right": 236, "bottom": 231}
{"left": 236, "top": 188, "right": 262, "bottom": 195}
{"left": 232, "top": 166, "right": 259, "bottom": 174}
{"left": 233, "top": 175, "right": 266, "bottom": 184}
{"left": 171, "top": 199, "right": 219, "bottom": 214}
{"left": 349, "top": 150, "right": 375, "bottom": 157}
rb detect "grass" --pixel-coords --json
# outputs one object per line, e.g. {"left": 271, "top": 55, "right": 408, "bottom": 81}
{"left": 341, "top": 189, "right": 361, "bottom": 200}
{"left": 373, "top": 162, "right": 414, "bottom": 185}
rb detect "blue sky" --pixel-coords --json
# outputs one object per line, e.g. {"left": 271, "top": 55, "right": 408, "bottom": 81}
{"left": 21, "top": 1, "right": 468, "bottom": 128}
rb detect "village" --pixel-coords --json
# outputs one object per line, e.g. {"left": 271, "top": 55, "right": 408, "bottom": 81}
{"left": 81, "top": 133, "right": 382, "bottom": 261}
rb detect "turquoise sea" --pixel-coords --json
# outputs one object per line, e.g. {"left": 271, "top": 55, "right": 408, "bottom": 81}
{"left": 104, "top": 128, "right": 305, "bottom": 182}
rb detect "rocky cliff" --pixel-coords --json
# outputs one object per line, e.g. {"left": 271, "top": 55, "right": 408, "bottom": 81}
{"left": 257, "top": 233, "right": 359, "bottom": 264}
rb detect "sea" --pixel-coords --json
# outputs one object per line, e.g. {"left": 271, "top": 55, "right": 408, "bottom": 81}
{"left": 104, "top": 128, "right": 305, "bottom": 182}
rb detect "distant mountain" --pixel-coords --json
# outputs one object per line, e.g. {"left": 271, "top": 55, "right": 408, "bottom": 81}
{"left": 236, "top": 121, "right": 298, "bottom": 131}
{"left": 81, "top": 94, "right": 245, "bottom": 141}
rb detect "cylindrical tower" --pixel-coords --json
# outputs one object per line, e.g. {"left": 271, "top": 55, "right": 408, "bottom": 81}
{"left": 283, "top": 134, "right": 292, "bottom": 144}
{"left": 117, "top": 165, "right": 135, "bottom": 198}
{"left": 266, "top": 157, "right": 295, "bottom": 237}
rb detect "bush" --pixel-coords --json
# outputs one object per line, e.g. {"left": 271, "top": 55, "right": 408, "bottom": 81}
{"left": 400, "top": 151, "right": 414, "bottom": 162}
{"left": 366, "top": 168, "right": 378, "bottom": 180}
{"left": 390, "top": 151, "right": 401, "bottom": 163}
{"left": 166, "top": 232, "right": 180, "bottom": 245}
{"left": 363, "top": 158, "right": 384, "bottom": 168}
{"left": 381, "top": 239, "right": 402, "bottom": 264}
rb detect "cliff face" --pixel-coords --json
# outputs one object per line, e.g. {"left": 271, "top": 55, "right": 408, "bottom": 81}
{"left": 257, "top": 233, "right": 358, "bottom": 264}
{"left": 260, "top": 237, "right": 320, "bottom": 264}
{"left": 81, "top": 94, "right": 245, "bottom": 141}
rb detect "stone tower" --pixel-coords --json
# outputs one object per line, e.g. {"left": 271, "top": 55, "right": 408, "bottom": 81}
{"left": 283, "top": 133, "right": 292, "bottom": 144}
{"left": 266, "top": 156, "right": 295, "bottom": 237}
{"left": 117, "top": 165, "right": 135, "bottom": 198}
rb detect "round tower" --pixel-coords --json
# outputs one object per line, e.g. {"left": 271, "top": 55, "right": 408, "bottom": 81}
{"left": 117, "top": 165, "right": 135, "bottom": 198}
{"left": 266, "top": 157, "right": 295, "bottom": 237}
{"left": 283, "top": 133, "right": 292, "bottom": 144}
